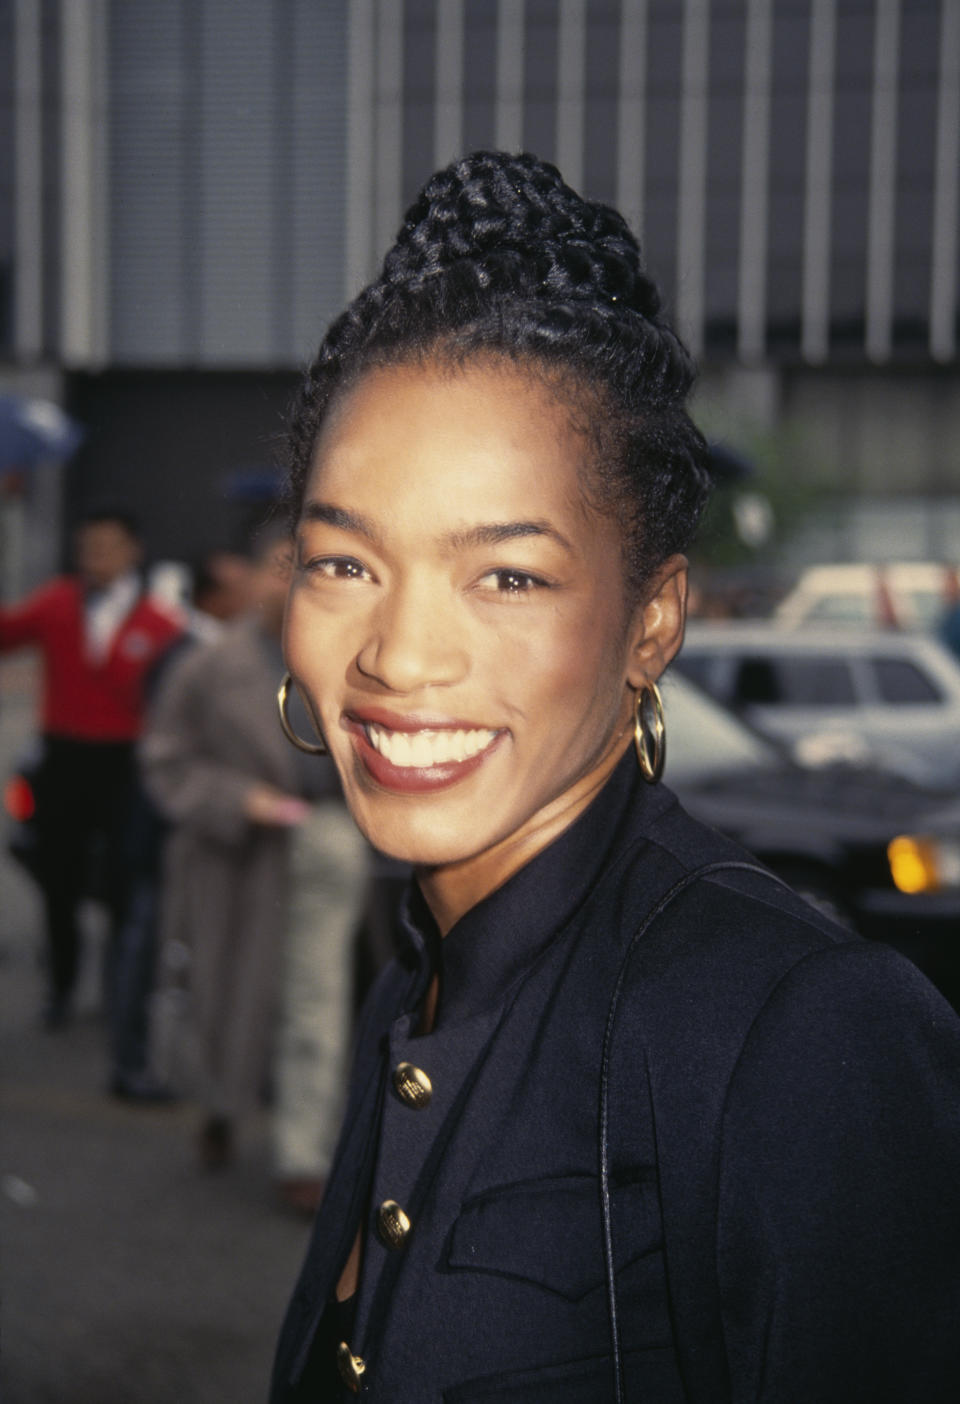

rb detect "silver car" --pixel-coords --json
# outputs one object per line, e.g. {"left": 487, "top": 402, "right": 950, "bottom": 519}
{"left": 676, "top": 623, "right": 960, "bottom": 791}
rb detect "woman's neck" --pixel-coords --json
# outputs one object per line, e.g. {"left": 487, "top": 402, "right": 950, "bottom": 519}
{"left": 416, "top": 733, "right": 631, "bottom": 936}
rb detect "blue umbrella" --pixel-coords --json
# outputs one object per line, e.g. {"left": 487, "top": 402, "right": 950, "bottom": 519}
{"left": 0, "top": 394, "right": 85, "bottom": 469}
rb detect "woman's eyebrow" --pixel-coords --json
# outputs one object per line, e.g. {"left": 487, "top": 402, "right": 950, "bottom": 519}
{"left": 301, "top": 501, "right": 380, "bottom": 541}
{"left": 445, "top": 520, "right": 573, "bottom": 551}
{"left": 303, "top": 505, "right": 572, "bottom": 554}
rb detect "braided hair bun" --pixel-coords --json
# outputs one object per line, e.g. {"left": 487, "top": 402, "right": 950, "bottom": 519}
{"left": 384, "top": 151, "right": 657, "bottom": 312}
{"left": 288, "top": 150, "right": 711, "bottom": 594}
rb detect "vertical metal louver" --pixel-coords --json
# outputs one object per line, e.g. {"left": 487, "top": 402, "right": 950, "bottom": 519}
{"left": 3, "top": 0, "right": 953, "bottom": 370}
{"left": 109, "top": 0, "right": 347, "bottom": 367}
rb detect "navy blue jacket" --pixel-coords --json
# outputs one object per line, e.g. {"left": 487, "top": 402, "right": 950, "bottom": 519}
{"left": 271, "top": 751, "right": 960, "bottom": 1402}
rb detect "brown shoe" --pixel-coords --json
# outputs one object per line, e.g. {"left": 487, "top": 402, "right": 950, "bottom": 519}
{"left": 197, "top": 1115, "right": 232, "bottom": 1171}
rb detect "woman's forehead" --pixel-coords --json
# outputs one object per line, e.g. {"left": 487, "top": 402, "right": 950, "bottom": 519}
{"left": 308, "top": 361, "right": 594, "bottom": 510}
{"left": 318, "top": 357, "right": 572, "bottom": 444}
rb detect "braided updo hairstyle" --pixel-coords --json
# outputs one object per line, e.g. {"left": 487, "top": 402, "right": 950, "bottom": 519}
{"left": 287, "top": 150, "right": 712, "bottom": 598}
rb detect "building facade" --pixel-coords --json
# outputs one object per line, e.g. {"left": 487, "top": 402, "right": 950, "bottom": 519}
{"left": 1, "top": 0, "right": 958, "bottom": 573}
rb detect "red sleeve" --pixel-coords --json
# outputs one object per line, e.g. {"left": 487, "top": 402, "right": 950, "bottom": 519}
{"left": 0, "top": 580, "right": 65, "bottom": 653}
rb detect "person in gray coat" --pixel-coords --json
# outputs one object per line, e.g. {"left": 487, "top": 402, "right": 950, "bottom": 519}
{"left": 143, "top": 530, "right": 313, "bottom": 1168}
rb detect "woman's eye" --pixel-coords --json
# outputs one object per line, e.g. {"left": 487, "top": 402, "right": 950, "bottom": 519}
{"left": 306, "top": 556, "right": 371, "bottom": 581}
{"left": 480, "top": 568, "right": 547, "bottom": 595}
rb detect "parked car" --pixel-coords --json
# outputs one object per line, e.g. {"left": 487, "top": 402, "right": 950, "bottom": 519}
{"left": 660, "top": 671, "right": 960, "bottom": 1006}
{"left": 674, "top": 622, "right": 960, "bottom": 791}
{"left": 775, "top": 562, "right": 957, "bottom": 631}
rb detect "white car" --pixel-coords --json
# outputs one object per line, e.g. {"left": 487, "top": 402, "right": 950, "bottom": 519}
{"left": 675, "top": 623, "right": 960, "bottom": 791}
{"left": 775, "top": 562, "right": 957, "bottom": 631}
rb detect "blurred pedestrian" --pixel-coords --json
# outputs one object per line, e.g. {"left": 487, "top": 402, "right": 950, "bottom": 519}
{"left": 938, "top": 567, "right": 960, "bottom": 663}
{"left": 108, "top": 547, "right": 254, "bottom": 1102}
{"left": 181, "top": 549, "right": 255, "bottom": 643}
{"left": 142, "top": 526, "right": 359, "bottom": 1185}
{"left": 272, "top": 801, "right": 367, "bottom": 1214}
{"left": 0, "top": 506, "right": 181, "bottom": 1028}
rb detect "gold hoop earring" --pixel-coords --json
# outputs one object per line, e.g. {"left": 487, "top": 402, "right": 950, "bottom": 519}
{"left": 277, "top": 673, "right": 328, "bottom": 755}
{"left": 634, "top": 681, "right": 665, "bottom": 783}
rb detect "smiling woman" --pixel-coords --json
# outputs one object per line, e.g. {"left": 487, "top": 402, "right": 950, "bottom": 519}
{"left": 271, "top": 153, "right": 960, "bottom": 1404}
{"left": 286, "top": 361, "right": 664, "bottom": 909}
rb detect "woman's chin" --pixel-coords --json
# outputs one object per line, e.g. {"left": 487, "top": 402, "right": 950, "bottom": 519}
{"left": 358, "top": 821, "right": 481, "bottom": 871}
{"left": 342, "top": 793, "right": 496, "bottom": 872}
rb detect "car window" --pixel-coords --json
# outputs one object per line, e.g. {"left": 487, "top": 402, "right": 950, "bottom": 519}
{"left": 661, "top": 673, "right": 781, "bottom": 780}
{"left": 782, "top": 658, "right": 858, "bottom": 704}
{"left": 731, "top": 655, "right": 858, "bottom": 707}
{"left": 903, "top": 589, "right": 946, "bottom": 629}
{"left": 671, "top": 653, "right": 714, "bottom": 693}
{"left": 805, "top": 594, "right": 873, "bottom": 625}
{"left": 731, "top": 656, "right": 781, "bottom": 704}
{"left": 870, "top": 656, "right": 943, "bottom": 704}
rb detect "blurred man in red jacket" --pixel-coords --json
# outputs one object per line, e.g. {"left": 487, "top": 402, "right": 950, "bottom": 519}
{"left": 0, "top": 507, "right": 181, "bottom": 1026}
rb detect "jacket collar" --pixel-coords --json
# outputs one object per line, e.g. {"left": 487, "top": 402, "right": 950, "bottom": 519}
{"left": 396, "top": 749, "right": 678, "bottom": 1030}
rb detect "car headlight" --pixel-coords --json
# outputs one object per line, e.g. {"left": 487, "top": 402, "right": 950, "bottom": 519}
{"left": 888, "top": 836, "right": 960, "bottom": 893}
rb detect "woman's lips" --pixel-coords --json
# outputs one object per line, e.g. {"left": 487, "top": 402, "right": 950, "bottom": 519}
{"left": 345, "top": 714, "right": 505, "bottom": 793}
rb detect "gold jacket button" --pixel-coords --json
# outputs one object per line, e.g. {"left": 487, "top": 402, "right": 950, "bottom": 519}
{"left": 393, "top": 1061, "right": 432, "bottom": 1109}
{"left": 336, "top": 1341, "right": 366, "bottom": 1392}
{"left": 377, "top": 1199, "right": 412, "bottom": 1249}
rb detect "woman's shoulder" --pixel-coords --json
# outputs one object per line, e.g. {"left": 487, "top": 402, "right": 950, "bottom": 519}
{"left": 600, "top": 787, "right": 894, "bottom": 1031}
{"left": 612, "top": 785, "right": 844, "bottom": 952}
{"left": 603, "top": 790, "right": 960, "bottom": 1078}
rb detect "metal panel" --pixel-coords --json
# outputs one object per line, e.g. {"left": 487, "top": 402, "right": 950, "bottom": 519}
{"left": 61, "top": 0, "right": 108, "bottom": 367}
{"left": 374, "top": 0, "right": 403, "bottom": 265}
{"left": 865, "top": 0, "right": 900, "bottom": 362}
{"left": 109, "top": 0, "right": 347, "bottom": 367}
{"left": 523, "top": 0, "right": 558, "bottom": 162}
{"left": 109, "top": 1, "right": 188, "bottom": 360}
{"left": 582, "top": 0, "right": 618, "bottom": 203}
{"left": 435, "top": 0, "right": 464, "bottom": 166}
{"left": 495, "top": 0, "right": 525, "bottom": 151}
{"left": 801, "top": 0, "right": 835, "bottom": 362}
{"left": 930, "top": 0, "right": 959, "bottom": 361}
{"left": 462, "top": 0, "right": 498, "bottom": 153}
{"left": 403, "top": 0, "right": 436, "bottom": 206}
{"left": 737, "top": 0, "right": 771, "bottom": 361}
{"left": 346, "top": 0, "right": 376, "bottom": 297}
{"left": 197, "top": 0, "right": 276, "bottom": 364}
{"left": 676, "top": 0, "right": 709, "bottom": 356}
{"left": 14, "top": 0, "right": 957, "bottom": 372}
{"left": 556, "top": 0, "right": 585, "bottom": 189}
{"left": 617, "top": 0, "right": 648, "bottom": 239}
{"left": 289, "top": 0, "right": 348, "bottom": 361}
{"left": 642, "top": 1, "right": 682, "bottom": 310}
{"left": 705, "top": 0, "right": 745, "bottom": 347}
{"left": 13, "top": 0, "right": 43, "bottom": 359}
{"left": 891, "top": 1, "right": 937, "bottom": 348}
{"left": 829, "top": 2, "right": 872, "bottom": 341}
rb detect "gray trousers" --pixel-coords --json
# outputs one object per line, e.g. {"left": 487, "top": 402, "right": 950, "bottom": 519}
{"left": 271, "top": 801, "right": 368, "bottom": 1179}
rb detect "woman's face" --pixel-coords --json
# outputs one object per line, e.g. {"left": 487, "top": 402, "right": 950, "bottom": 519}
{"left": 285, "top": 359, "right": 683, "bottom": 882}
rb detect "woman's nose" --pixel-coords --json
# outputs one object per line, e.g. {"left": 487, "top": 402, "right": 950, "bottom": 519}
{"left": 355, "top": 584, "right": 469, "bottom": 694}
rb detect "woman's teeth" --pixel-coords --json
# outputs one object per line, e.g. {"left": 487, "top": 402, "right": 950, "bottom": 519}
{"left": 365, "top": 724, "right": 497, "bottom": 768}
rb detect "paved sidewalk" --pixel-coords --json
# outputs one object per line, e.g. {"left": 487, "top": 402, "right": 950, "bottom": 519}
{"left": 0, "top": 660, "right": 314, "bottom": 1404}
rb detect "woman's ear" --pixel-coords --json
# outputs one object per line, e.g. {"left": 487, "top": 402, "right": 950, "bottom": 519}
{"left": 625, "top": 554, "right": 688, "bottom": 689}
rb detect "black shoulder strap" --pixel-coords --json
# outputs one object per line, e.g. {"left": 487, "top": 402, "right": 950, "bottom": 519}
{"left": 600, "top": 859, "right": 782, "bottom": 1404}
